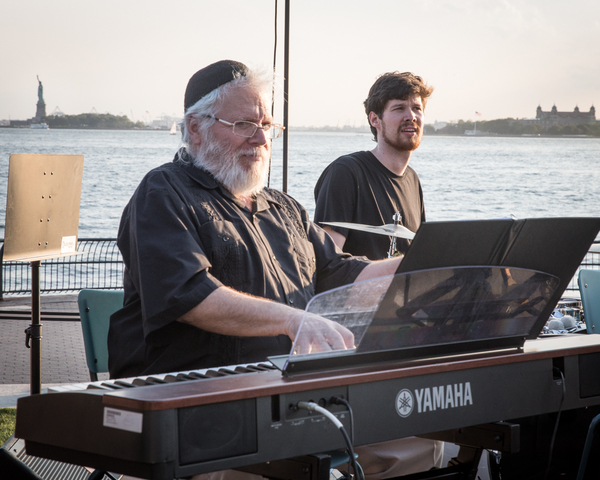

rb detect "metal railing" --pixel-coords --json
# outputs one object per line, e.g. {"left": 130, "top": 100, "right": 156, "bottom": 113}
{"left": 565, "top": 250, "right": 600, "bottom": 293}
{"left": 0, "top": 237, "right": 598, "bottom": 299}
{"left": 0, "top": 238, "right": 124, "bottom": 299}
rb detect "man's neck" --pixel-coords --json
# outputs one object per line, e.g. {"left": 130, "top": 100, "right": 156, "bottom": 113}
{"left": 371, "top": 144, "right": 412, "bottom": 176}
{"left": 219, "top": 182, "right": 255, "bottom": 211}
{"left": 236, "top": 193, "right": 254, "bottom": 211}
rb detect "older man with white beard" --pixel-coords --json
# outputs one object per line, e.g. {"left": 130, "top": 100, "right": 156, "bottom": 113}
{"left": 107, "top": 60, "right": 404, "bottom": 379}
{"left": 107, "top": 60, "right": 442, "bottom": 480}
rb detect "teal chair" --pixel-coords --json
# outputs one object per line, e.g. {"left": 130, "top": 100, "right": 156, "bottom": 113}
{"left": 577, "top": 413, "right": 600, "bottom": 480}
{"left": 77, "top": 289, "right": 124, "bottom": 381}
{"left": 579, "top": 270, "right": 600, "bottom": 335}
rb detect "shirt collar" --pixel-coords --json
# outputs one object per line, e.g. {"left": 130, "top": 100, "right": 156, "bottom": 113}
{"left": 257, "top": 188, "right": 282, "bottom": 211}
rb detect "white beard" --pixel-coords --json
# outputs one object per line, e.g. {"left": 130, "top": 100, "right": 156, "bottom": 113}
{"left": 190, "top": 133, "right": 270, "bottom": 196}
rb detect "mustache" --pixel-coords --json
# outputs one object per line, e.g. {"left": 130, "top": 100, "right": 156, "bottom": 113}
{"left": 237, "top": 147, "right": 266, "bottom": 158}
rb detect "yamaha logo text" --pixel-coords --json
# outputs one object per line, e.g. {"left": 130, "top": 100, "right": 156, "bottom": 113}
{"left": 395, "top": 383, "right": 473, "bottom": 418}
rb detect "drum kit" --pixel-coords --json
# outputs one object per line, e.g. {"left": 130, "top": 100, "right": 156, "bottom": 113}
{"left": 322, "top": 212, "right": 414, "bottom": 258}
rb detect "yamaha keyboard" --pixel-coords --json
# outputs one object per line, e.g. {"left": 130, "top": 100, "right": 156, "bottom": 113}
{"left": 15, "top": 335, "right": 600, "bottom": 480}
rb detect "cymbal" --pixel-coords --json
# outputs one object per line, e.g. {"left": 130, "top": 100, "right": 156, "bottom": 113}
{"left": 321, "top": 221, "right": 415, "bottom": 240}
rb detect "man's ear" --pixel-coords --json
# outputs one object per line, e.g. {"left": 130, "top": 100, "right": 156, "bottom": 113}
{"left": 188, "top": 118, "right": 203, "bottom": 146}
{"left": 368, "top": 111, "right": 381, "bottom": 129}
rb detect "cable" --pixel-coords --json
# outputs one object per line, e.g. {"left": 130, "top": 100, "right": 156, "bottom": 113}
{"left": 331, "top": 396, "right": 355, "bottom": 445}
{"left": 272, "top": 0, "right": 278, "bottom": 116}
{"left": 297, "top": 400, "right": 344, "bottom": 429}
{"left": 543, "top": 367, "right": 566, "bottom": 480}
{"left": 267, "top": 0, "right": 279, "bottom": 188}
{"left": 296, "top": 401, "right": 364, "bottom": 480}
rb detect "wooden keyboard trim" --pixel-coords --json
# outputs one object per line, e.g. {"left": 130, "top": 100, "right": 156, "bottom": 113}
{"left": 101, "top": 335, "right": 600, "bottom": 411}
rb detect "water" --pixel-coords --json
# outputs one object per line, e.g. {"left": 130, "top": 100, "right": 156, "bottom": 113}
{"left": 1, "top": 128, "right": 599, "bottom": 238}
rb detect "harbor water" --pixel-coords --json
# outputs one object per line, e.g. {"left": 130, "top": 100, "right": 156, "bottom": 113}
{"left": 0, "top": 128, "right": 599, "bottom": 238}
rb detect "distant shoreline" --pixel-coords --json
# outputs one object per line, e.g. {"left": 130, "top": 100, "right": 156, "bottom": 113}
{"left": 0, "top": 125, "right": 597, "bottom": 138}
{"left": 426, "top": 133, "right": 596, "bottom": 139}
{"left": 0, "top": 125, "right": 151, "bottom": 131}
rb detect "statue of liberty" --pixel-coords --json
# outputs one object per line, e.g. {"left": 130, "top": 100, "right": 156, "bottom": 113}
{"left": 37, "top": 75, "right": 44, "bottom": 103}
{"left": 34, "top": 75, "right": 47, "bottom": 122}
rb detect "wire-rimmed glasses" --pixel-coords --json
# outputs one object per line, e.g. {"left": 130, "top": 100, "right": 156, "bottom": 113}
{"left": 203, "top": 115, "right": 285, "bottom": 139}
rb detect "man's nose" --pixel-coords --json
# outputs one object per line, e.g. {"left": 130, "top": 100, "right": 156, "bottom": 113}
{"left": 249, "top": 126, "right": 268, "bottom": 144}
{"left": 403, "top": 109, "right": 417, "bottom": 122}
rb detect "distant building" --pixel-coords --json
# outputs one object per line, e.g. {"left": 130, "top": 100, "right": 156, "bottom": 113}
{"left": 536, "top": 104, "right": 596, "bottom": 127}
{"left": 150, "top": 115, "right": 183, "bottom": 130}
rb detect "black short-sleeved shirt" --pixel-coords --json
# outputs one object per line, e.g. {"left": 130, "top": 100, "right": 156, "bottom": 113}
{"left": 107, "top": 152, "right": 370, "bottom": 378}
{"left": 314, "top": 151, "right": 426, "bottom": 260}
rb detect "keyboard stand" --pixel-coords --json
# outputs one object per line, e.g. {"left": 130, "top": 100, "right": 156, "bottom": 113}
{"left": 235, "top": 422, "right": 518, "bottom": 480}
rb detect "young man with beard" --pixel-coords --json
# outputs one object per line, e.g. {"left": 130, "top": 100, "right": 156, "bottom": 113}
{"left": 313, "top": 72, "right": 443, "bottom": 476}
{"left": 314, "top": 72, "right": 433, "bottom": 259}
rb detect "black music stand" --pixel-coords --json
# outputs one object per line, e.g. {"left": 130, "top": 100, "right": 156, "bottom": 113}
{"left": 397, "top": 217, "right": 600, "bottom": 339}
{"left": 3, "top": 154, "right": 84, "bottom": 395}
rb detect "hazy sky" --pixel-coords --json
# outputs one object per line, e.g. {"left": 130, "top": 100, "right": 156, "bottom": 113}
{"left": 2, "top": 0, "right": 599, "bottom": 127}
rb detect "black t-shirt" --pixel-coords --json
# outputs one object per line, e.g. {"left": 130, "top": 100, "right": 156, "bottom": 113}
{"left": 107, "top": 152, "right": 370, "bottom": 378}
{"left": 314, "top": 151, "right": 425, "bottom": 260}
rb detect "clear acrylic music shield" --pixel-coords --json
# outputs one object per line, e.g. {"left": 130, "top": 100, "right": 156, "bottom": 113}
{"left": 269, "top": 266, "right": 559, "bottom": 376}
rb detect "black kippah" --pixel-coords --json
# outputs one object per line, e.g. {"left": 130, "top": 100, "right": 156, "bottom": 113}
{"left": 184, "top": 60, "right": 249, "bottom": 111}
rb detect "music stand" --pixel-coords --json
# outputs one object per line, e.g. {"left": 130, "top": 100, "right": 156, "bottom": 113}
{"left": 3, "top": 154, "right": 84, "bottom": 395}
{"left": 396, "top": 217, "right": 600, "bottom": 339}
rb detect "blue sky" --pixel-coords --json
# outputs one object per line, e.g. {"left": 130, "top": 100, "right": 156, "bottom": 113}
{"left": 1, "top": 0, "right": 599, "bottom": 126}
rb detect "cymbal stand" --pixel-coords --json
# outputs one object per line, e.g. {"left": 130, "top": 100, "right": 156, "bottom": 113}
{"left": 387, "top": 212, "right": 402, "bottom": 258}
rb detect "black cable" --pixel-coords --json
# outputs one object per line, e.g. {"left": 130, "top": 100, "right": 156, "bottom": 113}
{"left": 272, "top": 0, "right": 278, "bottom": 115}
{"left": 267, "top": 0, "right": 278, "bottom": 188}
{"left": 297, "top": 401, "right": 364, "bottom": 480}
{"left": 330, "top": 396, "right": 361, "bottom": 478}
{"left": 340, "top": 425, "right": 362, "bottom": 480}
{"left": 544, "top": 367, "right": 566, "bottom": 480}
{"left": 331, "top": 396, "right": 355, "bottom": 444}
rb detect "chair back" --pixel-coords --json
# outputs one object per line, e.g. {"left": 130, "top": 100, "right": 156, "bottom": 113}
{"left": 578, "top": 270, "right": 600, "bottom": 334}
{"left": 77, "top": 289, "right": 124, "bottom": 380}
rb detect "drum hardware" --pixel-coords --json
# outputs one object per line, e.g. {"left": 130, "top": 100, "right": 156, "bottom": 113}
{"left": 545, "top": 298, "right": 585, "bottom": 334}
{"left": 322, "top": 212, "right": 415, "bottom": 258}
{"left": 387, "top": 212, "right": 403, "bottom": 258}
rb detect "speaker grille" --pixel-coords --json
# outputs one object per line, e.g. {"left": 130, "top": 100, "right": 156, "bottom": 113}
{"left": 178, "top": 399, "right": 257, "bottom": 465}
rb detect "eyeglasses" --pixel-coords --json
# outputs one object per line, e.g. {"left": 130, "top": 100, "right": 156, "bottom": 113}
{"left": 203, "top": 115, "right": 285, "bottom": 139}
